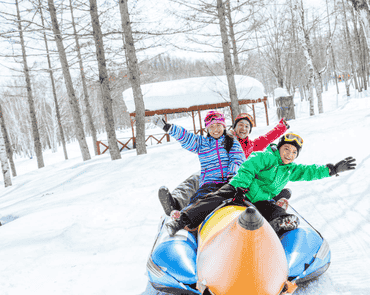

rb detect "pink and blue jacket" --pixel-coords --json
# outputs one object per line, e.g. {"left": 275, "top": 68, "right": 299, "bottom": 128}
{"left": 169, "top": 125, "right": 246, "bottom": 187}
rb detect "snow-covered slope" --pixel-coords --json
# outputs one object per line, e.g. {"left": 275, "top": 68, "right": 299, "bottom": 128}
{"left": 1, "top": 82, "right": 370, "bottom": 295}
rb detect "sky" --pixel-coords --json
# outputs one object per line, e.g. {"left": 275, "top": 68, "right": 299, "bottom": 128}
{"left": 1, "top": 77, "right": 370, "bottom": 295}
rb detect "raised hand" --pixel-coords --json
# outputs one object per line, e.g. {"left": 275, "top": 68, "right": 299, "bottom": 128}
{"left": 282, "top": 118, "right": 290, "bottom": 129}
{"left": 152, "top": 114, "right": 171, "bottom": 132}
{"left": 328, "top": 157, "right": 356, "bottom": 176}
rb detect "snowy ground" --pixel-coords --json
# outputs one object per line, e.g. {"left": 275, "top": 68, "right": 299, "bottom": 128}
{"left": 1, "top": 81, "right": 370, "bottom": 295}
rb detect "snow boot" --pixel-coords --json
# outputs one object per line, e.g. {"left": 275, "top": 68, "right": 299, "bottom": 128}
{"left": 166, "top": 219, "right": 185, "bottom": 237}
{"left": 269, "top": 214, "right": 299, "bottom": 233}
{"left": 276, "top": 198, "right": 289, "bottom": 211}
{"left": 273, "top": 188, "right": 292, "bottom": 202}
{"left": 158, "top": 186, "right": 179, "bottom": 216}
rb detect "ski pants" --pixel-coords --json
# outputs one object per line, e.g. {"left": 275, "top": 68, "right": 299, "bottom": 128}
{"left": 188, "top": 182, "right": 226, "bottom": 205}
{"left": 181, "top": 185, "right": 291, "bottom": 231}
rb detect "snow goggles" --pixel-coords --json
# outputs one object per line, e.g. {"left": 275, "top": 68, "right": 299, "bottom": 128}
{"left": 284, "top": 133, "right": 304, "bottom": 147}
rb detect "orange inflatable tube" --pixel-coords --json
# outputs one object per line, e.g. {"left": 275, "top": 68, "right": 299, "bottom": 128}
{"left": 196, "top": 206, "right": 292, "bottom": 295}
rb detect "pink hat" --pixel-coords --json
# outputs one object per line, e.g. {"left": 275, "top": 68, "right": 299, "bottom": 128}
{"left": 204, "top": 111, "right": 226, "bottom": 128}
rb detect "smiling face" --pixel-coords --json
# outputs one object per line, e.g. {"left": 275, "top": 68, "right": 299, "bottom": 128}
{"left": 279, "top": 144, "right": 298, "bottom": 164}
{"left": 234, "top": 120, "right": 251, "bottom": 139}
{"left": 208, "top": 123, "right": 225, "bottom": 139}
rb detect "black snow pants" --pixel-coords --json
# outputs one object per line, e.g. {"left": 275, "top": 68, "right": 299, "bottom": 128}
{"left": 181, "top": 184, "right": 291, "bottom": 231}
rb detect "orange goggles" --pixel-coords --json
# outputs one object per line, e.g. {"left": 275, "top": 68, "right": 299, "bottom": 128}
{"left": 284, "top": 133, "right": 303, "bottom": 147}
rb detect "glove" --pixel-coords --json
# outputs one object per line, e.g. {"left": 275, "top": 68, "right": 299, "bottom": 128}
{"left": 282, "top": 118, "right": 290, "bottom": 129}
{"left": 152, "top": 114, "right": 172, "bottom": 132}
{"left": 327, "top": 157, "right": 356, "bottom": 176}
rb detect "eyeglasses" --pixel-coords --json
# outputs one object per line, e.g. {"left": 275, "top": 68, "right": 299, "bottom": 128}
{"left": 236, "top": 113, "right": 254, "bottom": 127}
{"left": 284, "top": 133, "right": 304, "bottom": 147}
{"left": 205, "top": 111, "right": 224, "bottom": 123}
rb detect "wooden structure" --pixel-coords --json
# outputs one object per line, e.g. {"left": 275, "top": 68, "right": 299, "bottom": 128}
{"left": 97, "top": 97, "right": 269, "bottom": 155}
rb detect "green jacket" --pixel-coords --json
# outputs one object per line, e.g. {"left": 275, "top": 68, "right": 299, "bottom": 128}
{"left": 229, "top": 144, "right": 331, "bottom": 203}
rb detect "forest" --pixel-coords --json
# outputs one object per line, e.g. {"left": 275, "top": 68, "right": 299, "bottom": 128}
{"left": 0, "top": 0, "right": 369, "bottom": 187}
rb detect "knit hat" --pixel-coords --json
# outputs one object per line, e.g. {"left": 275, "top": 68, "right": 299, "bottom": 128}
{"left": 233, "top": 113, "right": 254, "bottom": 132}
{"left": 205, "top": 111, "right": 226, "bottom": 128}
{"left": 276, "top": 133, "right": 303, "bottom": 157}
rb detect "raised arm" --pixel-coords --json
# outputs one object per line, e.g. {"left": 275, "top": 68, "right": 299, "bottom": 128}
{"left": 169, "top": 124, "right": 203, "bottom": 153}
{"left": 152, "top": 114, "right": 203, "bottom": 153}
{"left": 253, "top": 118, "right": 289, "bottom": 152}
{"left": 289, "top": 163, "right": 331, "bottom": 182}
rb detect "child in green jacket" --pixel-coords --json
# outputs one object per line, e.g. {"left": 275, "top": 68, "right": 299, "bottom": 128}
{"left": 166, "top": 133, "right": 356, "bottom": 236}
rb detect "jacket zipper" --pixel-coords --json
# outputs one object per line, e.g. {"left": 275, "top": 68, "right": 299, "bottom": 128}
{"left": 216, "top": 140, "right": 224, "bottom": 180}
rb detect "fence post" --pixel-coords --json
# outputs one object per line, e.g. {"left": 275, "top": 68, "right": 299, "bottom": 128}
{"left": 97, "top": 141, "right": 101, "bottom": 155}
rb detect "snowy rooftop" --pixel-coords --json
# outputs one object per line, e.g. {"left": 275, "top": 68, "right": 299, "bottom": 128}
{"left": 122, "top": 75, "right": 265, "bottom": 113}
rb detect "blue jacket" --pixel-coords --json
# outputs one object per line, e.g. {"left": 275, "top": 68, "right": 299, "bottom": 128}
{"left": 169, "top": 124, "right": 246, "bottom": 187}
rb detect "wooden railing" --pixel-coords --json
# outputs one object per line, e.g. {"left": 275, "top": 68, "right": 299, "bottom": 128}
{"left": 96, "top": 133, "right": 170, "bottom": 155}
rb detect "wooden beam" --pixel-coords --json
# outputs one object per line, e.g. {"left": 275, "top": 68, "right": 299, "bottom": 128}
{"left": 252, "top": 104, "right": 256, "bottom": 127}
{"left": 129, "top": 98, "right": 267, "bottom": 117}
{"left": 263, "top": 100, "right": 269, "bottom": 126}
{"left": 198, "top": 110, "right": 203, "bottom": 135}
{"left": 191, "top": 110, "right": 196, "bottom": 134}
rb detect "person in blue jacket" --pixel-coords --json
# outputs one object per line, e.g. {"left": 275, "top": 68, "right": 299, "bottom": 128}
{"left": 153, "top": 111, "right": 246, "bottom": 215}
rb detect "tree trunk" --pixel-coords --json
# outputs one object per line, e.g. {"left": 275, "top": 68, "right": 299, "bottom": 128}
{"left": 118, "top": 0, "right": 147, "bottom": 155}
{"left": 0, "top": 102, "right": 16, "bottom": 177}
{"left": 38, "top": 0, "right": 68, "bottom": 160}
{"left": 360, "top": 25, "right": 369, "bottom": 90}
{"left": 0, "top": 127, "right": 12, "bottom": 187}
{"left": 294, "top": 0, "right": 315, "bottom": 116}
{"left": 15, "top": 0, "right": 44, "bottom": 168}
{"left": 216, "top": 0, "right": 240, "bottom": 120}
{"left": 348, "top": 0, "right": 370, "bottom": 48}
{"left": 89, "top": 0, "right": 121, "bottom": 160}
{"left": 342, "top": 0, "right": 359, "bottom": 91}
{"left": 48, "top": 0, "right": 91, "bottom": 161}
{"left": 70, "top": 0, "right": 98, "bottom": 156}
{"left": 226, "top": 1, "right": 241, "bottom": 75}
{"left": 350, "top": 3, "right": 366, "bottom": 91}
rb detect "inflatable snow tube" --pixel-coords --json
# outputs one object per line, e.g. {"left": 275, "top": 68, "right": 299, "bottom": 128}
{"left": 146, "top": 204, "right": 330, "bottom": 294}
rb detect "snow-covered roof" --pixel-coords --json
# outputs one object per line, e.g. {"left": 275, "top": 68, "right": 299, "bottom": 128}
{"left": 122, "top": 75, "right": 265, "bottom": 113}
{"left": 273, "top": 87, "right": 290, "bottom": 98}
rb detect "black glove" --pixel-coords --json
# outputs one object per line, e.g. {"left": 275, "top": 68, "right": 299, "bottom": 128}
{"left": 327, "top": 157, "right": 356, "bottom": 176}
{"left": 152, "top": 114, "right": 172, "bottom": 132}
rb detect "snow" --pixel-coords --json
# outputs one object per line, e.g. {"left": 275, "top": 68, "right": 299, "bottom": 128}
{"left": 122, "top": 75, "right": 265, "bottom": 113}
{"left": 274, "top": 87, "right": 290, "bottom": 98}
{"left": 1, "top": 81, "right": 370, "bottom": 295}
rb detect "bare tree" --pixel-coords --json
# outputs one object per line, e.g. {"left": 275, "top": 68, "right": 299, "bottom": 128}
{"left": 15, "top": 0, "right": 45, "bottom": 168}
{"left": 292, "top": 0, "right": 316, "bottom": 115}
{"left": 70, "top": 0, "right": 98, "bottom": 156}
{"left": 38, "top": 0, "right": 68, "bottom": 160}
{"left": 226, "top": 1, "right": 241, "bottom": 75}
{"left": 119, "top": 0, "right": 147, "bottom": 155}
{"left": 217, "top": 0, "right": 240, "bottom": 119}
{"left": 48, "top": 0, "right": 91, "bottom": 161}
{"left": 0, "top": 101, "right": 16, "bottom": 177}
{"left": 89, "top": 0, "right": 121, "bottom": 160}
{"left": 0, "top": 126, "right": 12, "bottom": 187}
{"left": 348, "top": 0, "right": 370, "bottom": 47}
